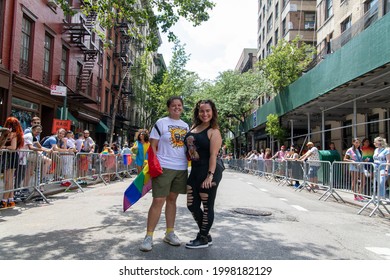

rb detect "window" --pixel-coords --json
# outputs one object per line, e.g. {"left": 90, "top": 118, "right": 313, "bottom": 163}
{"left": 304, "top": 12, "right": 315, "bottom": 30}
{"left": 365, "top": 0, "right": 378, "bottom": 12}
{"left": 325, "top": 0, "right": 333, "bottom": 20}
{"left": 76, "top": 61, "right": 82, "bottom": 90}
{"left": 106, "top": 55, "right": 111, "bottom": 81}
{"left": 341, "top": 16, "right": 351, "bottom": 33}
{"left": 266, "top": 38, "right": 273, "bottom": 55}
{"left": 113, "top": 64, "right": 117, "bottom": 85}
{"left": 367, "top": 114, "right": 379, "bottom": 141}
{"left": 275, "top": 2, "right": 279, "bottom": 20}
{"left": 275, "top": 28, "right": 279, "bottom": 44}
{"left": 42, "top": 33, "right": 53, "bottom": 86}
{"left": 105, "top": 88, "right": 109, "bottom": 113}
{"left": 20, "top": 15, "right": 33, "bottom": 76}
{"left": 282, "top": 18, "right": 286, "bottom": 35}
{"left": 60, "top": 47, "right": 68, "bottom": 83}
{"left": 342, "top": 120, "right": 352, "bottom": 149}
{"left": 267, "top": 13, "right": 273, "bottom": 33}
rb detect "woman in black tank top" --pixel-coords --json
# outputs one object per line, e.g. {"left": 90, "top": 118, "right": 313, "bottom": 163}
{"left": 184, "top": 100, "right": 223, "bottom": 249}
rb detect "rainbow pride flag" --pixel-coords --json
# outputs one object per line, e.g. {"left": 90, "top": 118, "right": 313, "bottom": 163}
{"left": 123, "top": 163, "right": 152, "bottom": 212}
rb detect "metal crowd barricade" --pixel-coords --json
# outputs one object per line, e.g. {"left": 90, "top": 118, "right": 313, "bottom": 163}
{"left": 253, "top": 159, "right": 265, "bottom": 177}
{"left": 271, "top": 159, "right": 286, "bottom": 183}
{"left": 99, "top": 153, "right": 122, "bottom": 185}
{"left": 0, "top": 149, "right": 43, "bottom": 203}
{"left": 286, "top": 159, "right": 305, "bottom": 188}
{"left": 75, "top": 152, "right": 100, "bottom": 186}
{"left": 116, "top": 154, "right": 136, "bottom": 178}
{"left": 296, "top": 160, "right": 331, "bottom": 194}
{"left": 330, "top": 161, "right": 375, "bottom": 205}
{"left": 33, "top": 151, "right": 82, "bottom": 199}
{"left": 358, "top": 163, "right": 390, "bottom": 217}
{"left": 262, "top": 159, "right": 273, "bottom": 180}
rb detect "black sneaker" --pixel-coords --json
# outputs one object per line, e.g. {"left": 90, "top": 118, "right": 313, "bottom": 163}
{"left": 185, "top": 234, "right": 208, "bottom": 249}
{"left": 189, "top": 233, "right": 213, "bottom": 245}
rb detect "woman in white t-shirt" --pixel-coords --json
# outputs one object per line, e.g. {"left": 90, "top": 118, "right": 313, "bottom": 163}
{"left": 373, "top": 136, "right": 390, "bottom": 198}
{"left": 139, "top": 96, "right": 189, "bottom": 252}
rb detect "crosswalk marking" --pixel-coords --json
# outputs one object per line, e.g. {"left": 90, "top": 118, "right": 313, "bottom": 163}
{"left": 291, "top": 205, "right": 308, "bottom": 211}
{"left": 279, "top": 198, "right": 288, "bottom": 201}
{"left": 247, "top": 182, "right": 254, "bottom": 185}
{"left": 260, "top": 188, "right": 268, "bottom": 192}
{"left": 366, "top": 247, "right": 390, "bottom": 260}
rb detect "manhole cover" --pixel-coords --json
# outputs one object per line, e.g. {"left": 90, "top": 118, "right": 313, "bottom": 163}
{"left": 232, "top": 208, "right": 272, "bottom": 216}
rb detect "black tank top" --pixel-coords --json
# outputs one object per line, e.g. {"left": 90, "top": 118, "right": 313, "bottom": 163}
{"left": 184, "top": 127, "right": 211, "bottom": 167}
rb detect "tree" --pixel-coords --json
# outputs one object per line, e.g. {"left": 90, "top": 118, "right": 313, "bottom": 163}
{"left": 258, "top": 36, "right": 316, "bottom": 93}
{"left": 211, "top": 70, "right": 269, "bottom": 136}
{"left": 265, "top": 113, "right": 286, "bottom": 151}
{"left": 56, "top": 0, "right": 216, "bottom": 51}
{"left": 56, "top": 0, "right": 215, "bottom": 143}
{"left": 147, "top": 39, "right": 198, "bottom": 125}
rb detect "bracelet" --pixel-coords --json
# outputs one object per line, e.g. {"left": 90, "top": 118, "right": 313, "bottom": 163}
{"left": 208, "top": 171, "right": 214, "bottom": 176}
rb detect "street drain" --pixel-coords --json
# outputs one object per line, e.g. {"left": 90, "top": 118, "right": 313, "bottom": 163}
{"left": 232, "top": 208, "right": 272, "bottom": 216}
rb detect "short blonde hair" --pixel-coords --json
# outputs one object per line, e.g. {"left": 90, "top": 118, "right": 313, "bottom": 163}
{"left": 374, "top": 136, "right": 388, "bottom": 148}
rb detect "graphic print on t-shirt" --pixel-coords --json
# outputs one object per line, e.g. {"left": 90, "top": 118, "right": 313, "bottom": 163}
{"left": 168, "top": 125, "right": 187, "bottom": 148}
{"left": 186, "top": 135, "right": 200, "bottom": 160}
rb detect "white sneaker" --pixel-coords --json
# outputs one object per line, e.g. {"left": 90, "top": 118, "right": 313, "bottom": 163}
{"left": 163, "top": 231, "right": 181, "bottom": 246}
{"left": 139, "top": 235, "right": 153, "bottom": 252}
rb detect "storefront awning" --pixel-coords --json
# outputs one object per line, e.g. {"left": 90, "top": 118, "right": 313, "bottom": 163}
{"left": 96, "top": 121, "right": 109, "bottom": 134}
{"left": 57, "top": 108, "right": 79, "bottom": 126}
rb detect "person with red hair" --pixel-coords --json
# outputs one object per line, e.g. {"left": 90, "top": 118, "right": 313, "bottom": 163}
{"left": 1, "top": 116, "right": 24, "bottom": 209}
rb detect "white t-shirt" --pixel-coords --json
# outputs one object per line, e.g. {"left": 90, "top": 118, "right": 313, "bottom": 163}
{"left": 150, "top": 117, "right": 189, "bottom": 170}
{"left": 307, "top": 146, "right": 321, "bottom": 166}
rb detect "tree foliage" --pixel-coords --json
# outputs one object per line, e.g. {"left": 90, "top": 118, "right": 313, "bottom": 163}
{"left": 265, "top": 113, "right": 286, "bottom": 143}
{"left": 56, "top": 0, "right": 215, "bottom": 51}
{"left": 147, "top": 39, "right": 200, "bottom": 126}
{"left": 258, "top": 36, "right": 316, "bottom": 93}
{"left": 209, "top": 70, "right": 270, "bottom": 136}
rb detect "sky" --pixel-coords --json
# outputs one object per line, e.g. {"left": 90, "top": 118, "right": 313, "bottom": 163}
{"left": 158, "top": 0, "right": 258, "bottom": 80}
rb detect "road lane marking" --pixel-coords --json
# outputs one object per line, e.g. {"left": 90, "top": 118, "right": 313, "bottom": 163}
{"left": 366, "top": 247, "right": 390, "bottom": 260}
{"left": 291, "top": 205, "right": 308, "bottom": 211}
{"left": 260, "top": 188, "right": 268, "bottom": 192}
{"left": 279, "top": 198, "right": 288, "bottom": 201}
{"left": 247, "top": 182, "right": 254, "bottom": 185}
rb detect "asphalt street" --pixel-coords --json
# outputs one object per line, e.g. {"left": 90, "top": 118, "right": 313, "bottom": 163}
{"left": 0, "top": 169, "right": 390, "bottom": 260}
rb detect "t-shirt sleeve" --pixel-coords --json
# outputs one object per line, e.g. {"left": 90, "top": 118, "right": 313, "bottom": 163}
{"left": 48, "top": 137, "right": 57, "bottom": 148}
{"left": 24, "top": 134, "right": 33, "bottom": 145}
{"left": 150, "top": 120, "right": 162, "bottom": 140}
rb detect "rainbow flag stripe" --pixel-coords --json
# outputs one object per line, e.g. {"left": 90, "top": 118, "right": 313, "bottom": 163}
{"left": 123, "top": 163, "right": 152, "bottom": 212}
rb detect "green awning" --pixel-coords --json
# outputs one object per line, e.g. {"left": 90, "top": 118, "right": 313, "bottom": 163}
{"left": 56, "top": 108, "right": 79, "bottom": 126}
{"left": 96, "top": 121, "right": 109, "bottom": 134}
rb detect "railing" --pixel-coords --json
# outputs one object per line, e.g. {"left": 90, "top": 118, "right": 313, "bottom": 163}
{"left": 227, "top": 158, "right": 389, "bottom": 217}
{"left": 0, "top": 150, "right": 137, "bottom": 207}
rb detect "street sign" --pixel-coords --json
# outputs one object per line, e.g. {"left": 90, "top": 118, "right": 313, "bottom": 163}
{"left": 50, "top": 85, "right": 67, "bottom": 97}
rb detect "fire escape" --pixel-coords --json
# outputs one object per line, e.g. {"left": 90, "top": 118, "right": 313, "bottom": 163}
{"left": 113, "top": 21, "right": 134, "bottom": 122}
{"left": 61, "top": 9, "right": 99, "bottom": 104}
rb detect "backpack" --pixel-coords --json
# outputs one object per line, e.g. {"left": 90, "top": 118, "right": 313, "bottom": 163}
{"left": 40, "top": 135, "right": 51, "bottom": 146}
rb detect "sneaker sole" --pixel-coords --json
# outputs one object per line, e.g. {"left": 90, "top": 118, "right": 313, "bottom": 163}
{"left": 163, "top": 237, "right": 181, "bottom": 246}
{"left": 185, "top": 243, "right": 209, "bottom": 249}
{"left": 139, "top": 247, "right": 152, "bottom": 252}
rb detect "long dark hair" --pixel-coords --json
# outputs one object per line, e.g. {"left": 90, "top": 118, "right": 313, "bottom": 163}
{"left": 192, "top": 99, "right": 219, "bottom": 129}
{"left": 136, "top": 129, "right": 149, "bottom": 142}
{"left": 351, "top": 138, "right": 362, "bottom": 155}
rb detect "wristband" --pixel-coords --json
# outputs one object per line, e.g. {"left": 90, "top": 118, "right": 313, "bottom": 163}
{"left": 208, "top": 171, "right": 214, "bottom": 176}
